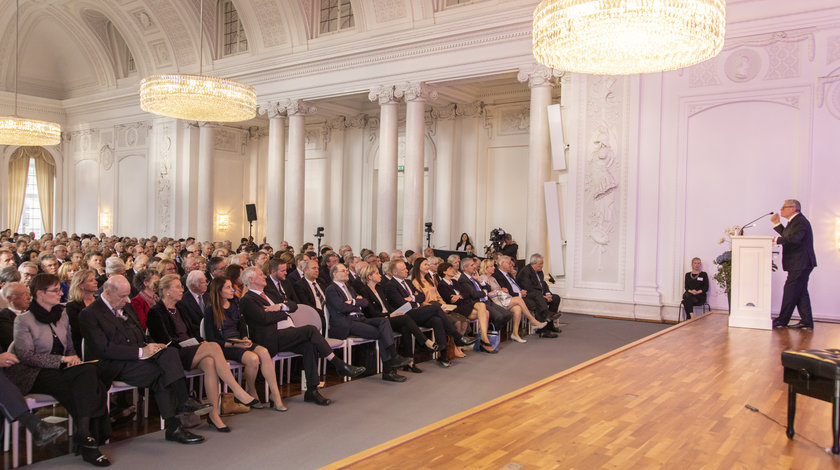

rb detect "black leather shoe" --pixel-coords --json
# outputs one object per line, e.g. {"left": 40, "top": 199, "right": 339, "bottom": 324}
{"left": 182, "top": 398, "right": 212, "bottom": 416}
{"left": 548, "top": 311, "right": 562, "bottom": 320}
{"left": 304, "top": 389, "right": 332, "bottom": 406}
{"left": 479, "top": 341, "right": 498, "bottom": 354}
{"left": 537, "top": 328, "right": 558, "bottom": 338}
{"left": 33, "top": 421, "right": 66, "bottom": 446}
{"left": 454, "top": 336, "right": 477, "bottom": 347}
{"left": 165, "top": 425, "right": 205, "bottom": 444}
{"left": 789, "top": 322, "right": 813, "bottom": 330}
{"left": 772, "top": 322, "right": 786, "bottom": 329}
{"left": 76, "top": 437, "right": 111, "bottom": 467}
{"left": 207, "top": 418, "right": 231, "bottom": 433}
{"left": 382, "top": 369, "right": 407, "bottom": 382}
{"left": 388, "top": 354, "right": 413, "bottom": 369}
{"left": 336, "top": 362, "right": 366, "bottom": 378}
{"left": 436, "top": 357, "right": 451, "bottom": 368}
{"left": 545, "top": 322, "right": 560, "bottom": 332}
{"left": 419, "top": 343, "right": 440, "bottom": 353}
{"left": 402, "top": 364, "right": 423, "bottom": 373}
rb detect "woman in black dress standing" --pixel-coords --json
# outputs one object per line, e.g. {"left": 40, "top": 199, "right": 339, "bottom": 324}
{"left": 683, "top": 257, "right": 709, "bottom": 319}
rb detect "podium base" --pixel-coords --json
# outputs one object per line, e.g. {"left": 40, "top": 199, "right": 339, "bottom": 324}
{"left": 729, "top": 311, "right": 772, "bottom": 330}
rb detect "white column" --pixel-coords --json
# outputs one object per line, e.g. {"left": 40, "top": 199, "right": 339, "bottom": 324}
{"left": 261, "top": 103, "right": 286, "bottom": 247}
{"left": 283, "top": 99, "right": 315, "bottom": 251}
{"left": 518, "top": 65, "right": 560, "bottom": 260}
{"left": 369, "top": 86, "right": 399, "bottom": 252}
{"left": 431, "top": 104, "right": 456, "bottom": 249}
{"left": 395, "top": 82, "right": 436, "bottom": 252}
{"left": 196, "top": 123, "right": 215, "bottom": 242}
{"left": 326, "top": 117, "right": 346, "bottom": 246}
{"left": 343, "top": 114, "right": 367, "bottom": 251}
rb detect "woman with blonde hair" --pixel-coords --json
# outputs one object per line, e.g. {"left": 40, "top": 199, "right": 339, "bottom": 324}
{"left": 411, "top": 258, "right": 469, "bottom": 358}
{"left": 478, "top": 258, "right": 545, "bottom": 342}
{"left": 57, "top": 262, "right": 79, "bottom": 303}
{"left": 65, "top": 269, "right": 98, "bottom": 353}
{"left": 146, "top": 274, "right": 260, "bottom": 432}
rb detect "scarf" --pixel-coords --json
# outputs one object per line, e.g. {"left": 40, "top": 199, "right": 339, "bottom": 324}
{"left": 29, "top": 299, "right": 63, "bottom": 325}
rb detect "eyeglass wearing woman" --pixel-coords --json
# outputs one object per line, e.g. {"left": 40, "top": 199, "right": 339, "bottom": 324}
{"left": 11, "top": 274, "right": 111, "bottom": 466}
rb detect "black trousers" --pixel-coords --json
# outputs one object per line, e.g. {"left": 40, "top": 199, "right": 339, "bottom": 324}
{"left": 523, "top": 293, "right": 560, "bottom": 322}
{"left": 407, "top": 305, "right": 458, "bottom": 351}
{"left": 388, "top": 314, "right": 427, "bottom": 357}
{"left": 31, "top": 364, "right": 110, "bottom": 441}
{"left": 682, "top": 292, "right": 706, "bottom": 319}
{"left": 108, "top": 347, "right": 188, "bottom": 419}
{"left": 0, "top": 369, "right": 28, "bottom": 421}
{"left": 776, "top": 268, "right": 814, "bottom": 326}
{"left": 340, "top": 317, "right": 395, "bottom": 361}
{"left": 275, "top": 325, "right": 333, "bottom": 389}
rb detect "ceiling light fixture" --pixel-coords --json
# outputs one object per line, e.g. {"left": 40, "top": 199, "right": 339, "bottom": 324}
{"left": 140, "top": 1, "right": 256, "bottom": 122}
{"left": 532, "top": 0, "right": 726, "bottom": 75}
{"left": 0, "top": 0, "right": 61, "bottom": 146}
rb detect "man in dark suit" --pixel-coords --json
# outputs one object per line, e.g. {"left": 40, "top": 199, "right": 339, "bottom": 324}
{"left": 264, "top": 258, "right": 299, "bottom": 305}
{"left": 294, "top": 260, "right": 328, "bottom": 331}
{"left": 176, "top": 271, "right": 209, "bottom": 334}
{"left": 79, "top": 275, "right": 211, "bottom": 444}
{"left": 382, "top": 260, "right": 476, "bottom": 367}
{"left": 499, "top": 234, "right": 518, "bottom": 260}
{"left": 286, "top": 254, "right": 308, "bottom": 285}
{"left": 324, "top": 264, "right": 411, "bottom": 382}
{"left": 516, "top": 254, "right": 561, "bottom": 336}
{"left": 239, "top": 267, "right": 364, "bottom": 406}
{"left": 318, "top": 252, "right": 340, "bottom": 287}
{"left": 0, "top": 282, "right": 29, "bottom": 351}
{"left": 771, "top": 199, "right": 818, "bottom": 329}
{"left": 459, "top": 257, "right": 513, "bottom": 326}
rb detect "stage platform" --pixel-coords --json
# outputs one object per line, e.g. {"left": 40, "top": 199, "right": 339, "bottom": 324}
{"left": 326, "top": 313, "right": 840, "bottom": 469}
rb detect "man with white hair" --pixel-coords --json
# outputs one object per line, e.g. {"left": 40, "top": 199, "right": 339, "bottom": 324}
{"left": 0, "top": 250, "right": 15, "bottom": 269}
{"left": 53, "top": 244, "right": 69, "bottom": 264}
{"left": 17, "top": 262, "right": 38, "bottom": 287}
{"left": 79, "top": 276, "right": 212, "bottom": 444}
{"left": 0, "top": 282, "right": 30, "bottom": 350}
{"left": 176, "top": 270, "right": 209, "bottom": 334}
{"left": 516, "top": 254, "right": 561, "bottom": 335}
{"left": 239, "top": 267, "right": 364, "bottom": 405}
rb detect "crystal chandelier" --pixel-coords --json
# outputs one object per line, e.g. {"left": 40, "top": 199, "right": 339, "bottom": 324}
{"left": 139, "top": 1, "right": 256, "bottom": 122}
{"left": 532, "top": 0, "right": 726, "bottom": 75}
{"left": 0, "top": 0, "right": 61, "bottom": 146}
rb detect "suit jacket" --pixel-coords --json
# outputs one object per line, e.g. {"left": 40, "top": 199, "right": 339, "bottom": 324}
{"left": 358, "top": 284, "right": 390, "bottom": 318}
{"left": 294, "top": 277, "right": 327, "bottom": 311}
{"left": 10, "top": 310, "right": 75, "bottom": 394}
{"left": 492, "top": 269, "right": 522, "bottom": 297}
{"left": 458, "top": 274, "right": 490, "bottom": 303}
{"left": 78, "top": 298, "right": 149, "bottom": 383}
{"left": 516, "top": 265, "right": 548, "bottom": 296}
{"left": 317, "top": 269, "right": 332, "bottom": 289}
{"left": 500, "top": 243, "right": 519, "bottom": 260}
{"left": 175, "top": 290, "right": 208, "bottom": 334}
{"left": 774, "top": 213, "right": 817, "bottom": 272}
{"left": 146, "top": 301, "right": 202, "bottom": 345}
{"left": 239, "top": 290, "right": 291, "bottom": 357}
{"left": 0, "top": 307, "right": 17, "bottom": 351}
{"left": 324, "top": 282, "right": 369, "bottom": 339}
{"left": 286, "top": 269, "right": 303, "bottom": 285}
{"left": 264, "top": 275, "right": 300, "bottom": 306}
{"left": 381, "top": 277, "right": 426, "bottom": 312}
{"left": 202, "top": 302, "right": 248, "bottom": 347}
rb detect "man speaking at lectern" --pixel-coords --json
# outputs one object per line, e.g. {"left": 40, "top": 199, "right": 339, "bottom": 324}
{"left": 771, "top": 199, "right": 817, "bottom": 330}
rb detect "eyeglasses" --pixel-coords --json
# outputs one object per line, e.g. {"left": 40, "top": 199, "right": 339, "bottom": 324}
{"left": 44, "top": 287, "right": 61, "bottom": 294}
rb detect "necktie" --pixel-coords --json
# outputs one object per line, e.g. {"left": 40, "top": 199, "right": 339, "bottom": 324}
{"left": 340, "top": 283, "right": 351, "bottom": 300}
{"left": 312, "top": 282, "right": 325, "bottom": 308}
{"left": 276, "top": 279, "right": 286, "bottom": 299}
{"left": 507, "top": 272, "right": 520, "bottom": 290}
{"left": 259, "top": 292, "right": 271, "bottom": 304}
{"left": 113, "top": 308, "right": 126, "bottom": 321}
{"left": 197, "top": 294, "right": 205, "bottom": 312}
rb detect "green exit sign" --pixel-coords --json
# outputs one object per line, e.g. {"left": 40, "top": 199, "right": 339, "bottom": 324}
{"left": 397, "top": 165, "right": 405, "bottom": 171}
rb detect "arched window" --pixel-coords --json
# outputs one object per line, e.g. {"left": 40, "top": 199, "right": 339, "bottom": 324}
{"left": 220, "top": 0, "right": 248, "bottom": 56}
{"left": 8, "top": 147, "right": 55, "bottom": 237}
{"left": 319, "top": 0, "right": 354, "bottom": 35}
{"left": 106, "top": 22, "right": 136, "bottom": 78}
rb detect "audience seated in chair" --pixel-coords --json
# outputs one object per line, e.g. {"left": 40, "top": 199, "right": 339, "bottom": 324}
{"left": 683, "top": 257, "right": 709, "bottom": 319}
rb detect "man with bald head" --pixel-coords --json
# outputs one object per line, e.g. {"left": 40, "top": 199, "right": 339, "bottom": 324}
{"left": 79, "top": 275, "right": 211, "bottom": 444}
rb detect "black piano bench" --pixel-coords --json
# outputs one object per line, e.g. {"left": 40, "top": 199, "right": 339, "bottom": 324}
{"left": 781, "top": 348, "right": 840, "bottom": 454}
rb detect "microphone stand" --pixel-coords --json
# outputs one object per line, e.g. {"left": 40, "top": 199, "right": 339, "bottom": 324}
{"left": 738, "top": 212, "right": 774, "bottom": 235}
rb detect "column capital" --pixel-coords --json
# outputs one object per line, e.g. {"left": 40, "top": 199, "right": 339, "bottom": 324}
{"left": 455, "top": 101, "right": 484, "bottom": 118}
{"left": 259, "top": 101, "right": 289, "bottom": 119}
{"left": 395, "top": 81, "right": 438, "bottom": 102}
{"left": 283, "top": 99, "right": 317, "bottom": 116}
{"left": 326, "top": 116, "right": 346, "bottom": 129}
{"left": 346, "top": 114, "right": 368, "bottom": 128}
{"left": 368, "top": 85, "right": 399, "bottom": 105}
{"left": 517, "top": 64, "right": 563, "bottom": 88}
{"left": 430, "top": 103, "right": 456, "bottom": 120}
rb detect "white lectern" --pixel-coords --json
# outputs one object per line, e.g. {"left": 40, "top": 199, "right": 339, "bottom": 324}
{"left": 728, "top": 236, "right": 774, "bottom": 330}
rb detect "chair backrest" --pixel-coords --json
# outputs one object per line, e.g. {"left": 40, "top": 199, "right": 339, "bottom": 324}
{"left": 199, "top": 318, "right": 206, "bottom": 340}
{"left": 322, "top": 305, "right": 331, "bottom": 337}
{"left": 290, "top": 305, "right": 322, "bottom": 334}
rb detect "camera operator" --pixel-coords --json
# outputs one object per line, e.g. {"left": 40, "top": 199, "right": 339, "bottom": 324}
{"left": 500, "top": 233, "right": 518, "bottom": 260}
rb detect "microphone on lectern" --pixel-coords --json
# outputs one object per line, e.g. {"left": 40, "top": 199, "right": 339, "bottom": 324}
{"left": 738, "top": 212, "right": 774, "bottom": 236}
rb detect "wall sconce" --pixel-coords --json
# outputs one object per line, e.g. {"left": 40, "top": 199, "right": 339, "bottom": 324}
{"left": 216, "top": 213, "right": 231, "bottom": 232}
{"left": 836, "top": 217, "right": 840, "bottom": 252}
{"left": 99, "top": 212, "right": 111, "bottom": 232}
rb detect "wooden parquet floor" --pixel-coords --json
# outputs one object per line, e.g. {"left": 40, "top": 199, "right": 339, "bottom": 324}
{"left": 325, "top": 313, "right": 840, "bottom": 470}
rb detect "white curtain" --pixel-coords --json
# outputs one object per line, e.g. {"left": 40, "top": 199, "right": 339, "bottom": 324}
{"left": 7, "top": 149, "right": 30, "bottom": 232}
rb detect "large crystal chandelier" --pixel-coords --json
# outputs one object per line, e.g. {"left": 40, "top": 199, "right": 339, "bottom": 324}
{"left": 532, "top": 0, "right": 726, "bottom": 75}
{"left": 139, "top": 1, "right": 256, "bottom": 122}
{"left": 0, "top": 0, "right": 61, "bottom": 146}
